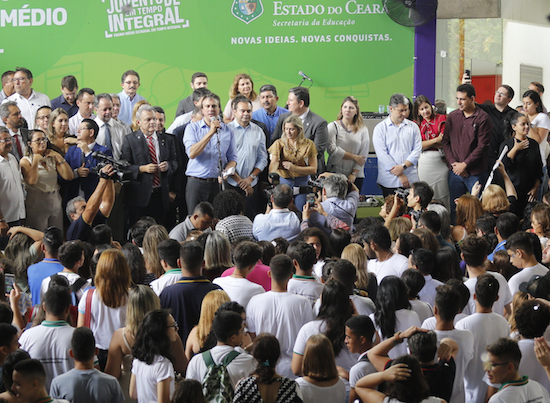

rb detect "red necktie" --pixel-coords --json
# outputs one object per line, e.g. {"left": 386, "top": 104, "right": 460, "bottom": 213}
{"left": 147, "top": 135, "right": 160, "bottom": 188}
{"left": 14, "top": 134, "right": 22, "bottom": 158}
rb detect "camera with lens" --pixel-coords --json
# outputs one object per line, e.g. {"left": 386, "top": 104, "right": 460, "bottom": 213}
{"left": 394, "top": 187, "right": 410, "bottom": 200}
{"left": 91, "top": 151, "right": 132, "bottom": 184}
{"left": 263, "top": 173, "right": 281, "bottom": 206}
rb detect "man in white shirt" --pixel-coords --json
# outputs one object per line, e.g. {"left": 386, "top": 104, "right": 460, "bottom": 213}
{"left": 363, "top": 224, "right": 408, "bottom": 283}
{"left": 186, "top": 311, "right": 255, "bottom": 390}
{"left": 94, "top": 93, "right": 130, "bottom": 161}
{"left": 433, "top": 285, "right": 475, "bottom": 403}
{"left": 0, "top": 101, "right": 29, "bottom": 161}
{"left": 246, "top": 254, "right": 314, "bottom": 379}
{"left": 213, "top": 241, "right": 265, "bottom": 308}
{"left": 69, "top": 88, "right": 95, "bottom": 135}
{"left": 168, "top": 88, "right": 211, "bottom": 133}
{"left": 150, "top": 239, "right": 183, "bottom": 296}
{"left": 2, "top": 67, "right": 50, "bottom": 130}
{"left": 456, "top": 274, "right": 510, "bottom": 403}
{"left": 253, "top": 184, "right": 301, "bottom": 242}
{"left": 373, "top": 93, "right": 421, "bottom": 198}
{"left": 485, "top": 338, "right": 550, "bottom": 403}
{"left": 227, "top": 96, "right": 268, "bottom": 218}
{"left": 507, "top": 231, "right": 549, "bottom": 296}
{"left": 460, "top": 235, "right": 512, "bottom": 317}
{"left": 18, "top": 286, "right": 75, "bottom": 390}
{"left": 0, "top": 70, "right": 15, "bottom": 102}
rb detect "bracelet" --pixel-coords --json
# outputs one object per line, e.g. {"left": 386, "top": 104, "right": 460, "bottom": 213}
{"left": 393, "top": 332, "right": 404, "bottom": 344}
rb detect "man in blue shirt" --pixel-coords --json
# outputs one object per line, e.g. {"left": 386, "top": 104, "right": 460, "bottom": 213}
{"left": 253, "top": 184, "right": 301, "bottom": 242}
{"left": 227, "top": 96, "right": 268, "bottom": 218}
{"left": 50, "top": 75, "right": 79, "bottom": 117}
{"left": 116, "top": 70, "right": 146, "bottom": 126}
{"left": 252, "top": 84, "right": 287, "bottom": 141}
{"left": 183, "top": 93, "right": 238, "bottom": 215}
{"left": 27, "top": 227, "right": 64, "bottom": 306}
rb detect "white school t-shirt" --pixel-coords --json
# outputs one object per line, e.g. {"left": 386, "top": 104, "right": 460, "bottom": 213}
{"left": 462, "top": 272, "right": 512, "bottom": 317}
{"left": 295, "top": 377, "right": 346, "bottom": 403}
{"left": 434, "top": 328, "right": 475, "bottom": 403}
{"left": 418, "top": 275, "right": 444, "bottom": 315}
{"left": 421, "top": 313, "right": 467, "bottom": 330}
{"left": 287, "top": 277, "right": 324, "bottom": 306}
{"left": 40, "top": 271, "right": 91, "bottom": 302}
{"left": 349, "top": 352, "right": 377, "bottom": 388}
{"left": 150, "top": 269, "right": 181, "bottom": 296}
{"left": 508, "top": 263, "right": 549, "bottom": 296}
{"left": 246, "top": 291, "right": 314, "bottom": 379}
{"left": 213, "top": 276, "right": 265, "bottom": 309}
{"left": 488, "top": 378, "right": 550, "bottom": 403}
{"left": 131, "top": 355, "right": 174, "bottom": 403}
{"left": 313, "top": 294, "right": 376, "bottom": 317}
{"left": 367, "top": 253, "right": 409, "bottom": 284}
{"left": 370, "top": 309, "right": 421, "bottom": 359}
{"left": 455, "top": 312, "right": 510, "bottom": 403}
{"left": 518, "top": 339, "right": 550, "bottom": 393}
{"left": 410, "top": 299, "right": 434, "bottom": 324}
{"left": 18, "top": 320, "right": 75, "bottom": 390}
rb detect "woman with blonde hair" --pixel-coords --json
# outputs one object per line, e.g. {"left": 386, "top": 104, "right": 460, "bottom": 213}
{"left": 341, "top": 243, "right": 369, "bottom": 292}
{"left": 327, "top": 96, "right": 370, "bottom": 188}
{"left": 223, "top": 73, "right": 260, "bottom": 122}
{"left": 389, "top": 217, "right": 412, "bottom": 243}
{"left": 481, "top": 185, "right": 511, "bottom": 216}
{"left": 106, "top": 285, "right": 187, "bottom": 401}
{"left": 131, "top": 99, "right": 150, "bottom": 131}
{"left": 185, "top": 289, "right": 230, "bottom": 360}
{"left": 143, "top": 225, "right": 170, "bottom": 281}
{"left": 295, "top": 334, "right": 346, "bottom": 402}
{"left": 78, "top": 249, "right": 131, "bottom": 370}
{"left": 451, "top": 194, "right": 483, "bottom": 243}
{"left": 46, "top": 108, "right": 74, "bottom": 155}
{"left": 203, "top": 231, "right": 233, "bottom": 281}
{"left": 21, "top": 129, "right": 73, "bottom": 231}
{"left": 268, "top": 114, "right": 317, "bottom": 210}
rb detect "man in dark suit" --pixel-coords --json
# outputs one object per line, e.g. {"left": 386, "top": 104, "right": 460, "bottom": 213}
{"left": 65, "top": 118, "right": 112, "bottom": 201}
{"left": 121, "top": 104, "right": 177, "bottom": 227}
{"left": 0, "top": 101, "right": 29, "bottom": 161}
{"left": 271, "top": 86, "right": 328, "bottom": 174}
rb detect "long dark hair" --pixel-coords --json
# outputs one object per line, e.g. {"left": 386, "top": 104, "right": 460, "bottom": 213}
{"left": 386, "top": 355, "right": 430, "bottom": 403}
{"left": 374, "top": 276, "right": 410, "bottom": 339}
{"left": 412, "top": 95, "right": 434, "bottom": 124}
{"left": 318, "top": 280, "right": 353, "bottom": 356}
{"left": 251, "top": 333, "right": 280, "bottom": 383}
{"left": 132, "top": 309, "right": 174, "bottom": 364}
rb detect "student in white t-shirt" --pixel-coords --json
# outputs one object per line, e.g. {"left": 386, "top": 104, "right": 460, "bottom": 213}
{"left": 460, "top": 235, "right": 512, "bottom": 317}
{"left": 506, "top": 231, "right": 549, "bottom": 296}
{"left": 18, "top": 286, "right": 75, "bottom": 390}
{"left": 246, "top": 254, "right": 314, "bottom": 379}
{"left": 150, "top": 239, "right": 183, "bottom": 296}
{"left": 485, "top": 337, "right": 550, "bottom": 403}
{"left": 409, "top": 247, "right": 443, "bottom": 309}
{"left": 401, "top": 268, "right": 434, "bottom": 324}
{"left": 286, "top": 241, "right": 324, "bottom": 305}
{"left": 363, "top": 225, "right": 408, "bottom": 284}
{"left": 213, "top": 241, "right": 265, "bottom": 309}
{"left": 330, "top": 258, "right": 375, "bottom": 316}
{"left": 456, "top": 273, "right": 510, "bottom": 403}
{"left": 421, "top": 278, "right": 470, "bottom": 330}
{"left": 345, "top": 315, "right": 377, "bottom": 403}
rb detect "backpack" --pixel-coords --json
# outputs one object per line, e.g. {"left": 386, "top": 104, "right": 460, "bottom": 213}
{"left": 201, "top": 350, "right": 240, "bottom": 403}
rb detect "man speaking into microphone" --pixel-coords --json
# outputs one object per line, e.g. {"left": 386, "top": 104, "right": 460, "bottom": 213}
{"left": 184, "top": 93, "right": 238, "bottom": 214}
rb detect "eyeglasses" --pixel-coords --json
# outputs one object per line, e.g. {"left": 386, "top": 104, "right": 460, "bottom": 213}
{"left": 0, "top": 138, "right": 11, "bottom": 143}
{"left": 11, "top": 78, "right": 27, "bottom": 83}
{"left": 31, "top": 138, "right": 47, "bottom": 143}
{"left": 483, "top": 361, "right": 509, "bottom": 371}
{"left": 168, "top": 322, "right": 179, "bottom": 330}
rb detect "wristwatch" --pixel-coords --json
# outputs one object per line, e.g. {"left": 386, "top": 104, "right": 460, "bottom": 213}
{"left": 402, "top": 163, "right": 407, "bottom": 170}
{"left": 250, "top": 173, "right": 257, "bottom": 180}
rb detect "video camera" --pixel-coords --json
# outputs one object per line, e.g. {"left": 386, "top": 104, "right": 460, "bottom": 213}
{"left": 91, "top": 151, "right": 132, "bottom": 183}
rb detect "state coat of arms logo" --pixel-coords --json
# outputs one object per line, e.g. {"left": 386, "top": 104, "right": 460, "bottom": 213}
{"left": 231, "top": 0, "right": 263, "bottom": 24}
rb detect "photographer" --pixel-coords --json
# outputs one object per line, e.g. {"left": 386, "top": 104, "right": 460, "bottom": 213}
{"left": 66, "top": 164, "right": 115, "bottom": 241}
{"left": 65, "top": 118, "right": 112, "bottom": 201}
{"left": 305, "top": 172, "right": 359, "bottom": 235}
{"left": 252, "top": 183, "right": 301, "bottom": 242}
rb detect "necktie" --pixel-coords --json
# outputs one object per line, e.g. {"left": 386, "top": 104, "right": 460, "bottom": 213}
{"left": 14, "top": 134, "right": 22, "bottom": 158}
{"left": 147, "top": 135, "right": 160, "bottom": 188}
{"left": 104, "top": 122, "right": 113, "bottom": 152}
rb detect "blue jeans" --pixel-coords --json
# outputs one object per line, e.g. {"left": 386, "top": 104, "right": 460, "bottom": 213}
{"left": 279, "top": 175, "right": 310, "bottom": 211}
{"left": 448, "top": 170, "right": 487, "bottom": 223}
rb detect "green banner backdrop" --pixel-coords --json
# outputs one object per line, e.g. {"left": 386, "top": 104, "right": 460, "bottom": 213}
{"left": 0, "top": 0, "right": 414, "bottom": 120}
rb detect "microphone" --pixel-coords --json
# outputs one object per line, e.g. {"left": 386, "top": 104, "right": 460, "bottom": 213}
{"left": 298, "top": 71, "right": 312, "bottom": 81}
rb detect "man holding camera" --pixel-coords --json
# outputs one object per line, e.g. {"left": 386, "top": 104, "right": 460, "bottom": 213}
{"left": 65, "top": 118, "right": 112, "bottom": 201}
{"left": 253, "top": 183, "right": 301, "bottom": 242}
{"left": 306, "top": 172, "right": 359, "bottom": 235}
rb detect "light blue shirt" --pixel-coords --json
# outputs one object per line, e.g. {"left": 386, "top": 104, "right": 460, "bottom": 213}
{"left": 117, "top": 91, "right": 146, "bottom": 126}
{"left": 226, "top": 121, "right": 268, "bottom": 187}
{"left": 252, "top": 106, "right": 288, "bottom": 138}
{"left": 373, "top": 117, "right": 422, "bottom": 188}
{"left": 308, "top": 191, "right": 359, "bottom": 235}
{"left": 184, "top": 119, "right": 237, "bottom": 178}
{"left": 253, "top": 208, "right": 301, "bottom": 242}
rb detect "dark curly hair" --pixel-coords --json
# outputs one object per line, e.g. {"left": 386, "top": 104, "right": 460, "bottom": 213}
{"left": 132, "top": 309, "right": 174, "bottom": 364}
{"left": 296, "top": 227, "right": 333, "bottom": 259}
{"left": 213, "top": 190, "right": 245, "bottom": 219}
